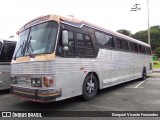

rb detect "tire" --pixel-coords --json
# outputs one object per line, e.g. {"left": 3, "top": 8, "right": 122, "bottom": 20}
{"left": 82, "top": 73, "right": 98, "bottom": 101}
{"left": 142, "top": 68, "right": 147, "bottom": 80}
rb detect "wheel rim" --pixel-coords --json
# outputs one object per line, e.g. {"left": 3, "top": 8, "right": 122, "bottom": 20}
{"left": 86, "top": 78, "right": 95, "bottom": 94}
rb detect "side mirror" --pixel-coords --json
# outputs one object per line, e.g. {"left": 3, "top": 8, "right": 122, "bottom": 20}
{"left": 62, "top": 30, "right": 68, "bottom": 45}
{"left": 62, "top": 30, "right": 69, "bottom": 52}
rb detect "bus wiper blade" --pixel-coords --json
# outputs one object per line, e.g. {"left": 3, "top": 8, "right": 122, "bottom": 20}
{"left": 26, "top": 36, "right": 34, "bottom": 58}
{"left": 13, "top": 44, "right": 22, "bottom": 60}
{"left": 13, "top": 41, "right": 26, "bottom": 60}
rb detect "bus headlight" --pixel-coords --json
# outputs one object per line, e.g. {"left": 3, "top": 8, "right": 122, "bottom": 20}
{"left": 31, "top": 78, "right": 42, "bottom": 87}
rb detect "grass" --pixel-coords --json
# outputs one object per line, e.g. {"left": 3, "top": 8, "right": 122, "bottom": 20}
{"left": 153, "top": 61, "right": 160, "bottom": 68}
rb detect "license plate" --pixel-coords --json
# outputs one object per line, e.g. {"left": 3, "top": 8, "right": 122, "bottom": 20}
{"left": 19, "top": 77, "right": 31, "bottom": 86}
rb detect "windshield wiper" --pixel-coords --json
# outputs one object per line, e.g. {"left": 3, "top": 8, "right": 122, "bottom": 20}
{"left": 25, "top": 36, "right": 34, "bottom": 58}
{"left": 13, "top": 40, "right": 26, "bottom": 60}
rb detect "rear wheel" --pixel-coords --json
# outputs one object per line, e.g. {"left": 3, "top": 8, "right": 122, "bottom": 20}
{"left": 142, "top": 68, "right": 147, "bottom": 80}
{"left": 82, "top": 73, "right": 98, "bottom": 101}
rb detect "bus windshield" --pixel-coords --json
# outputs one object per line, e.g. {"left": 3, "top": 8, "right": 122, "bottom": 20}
{"left": 14, "top": 21, "right": 58, "bottom": 58}
{"left": 0, "top": 41, "right": 16, "bottom": 62}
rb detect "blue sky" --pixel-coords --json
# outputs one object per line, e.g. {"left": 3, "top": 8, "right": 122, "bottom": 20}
{"left": 0, "top": 0, "right": 159, "bottom": 38}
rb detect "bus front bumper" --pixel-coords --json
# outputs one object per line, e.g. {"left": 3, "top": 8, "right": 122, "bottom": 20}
{"left": 10, "top": 86, "right": 62, "bottom": 103}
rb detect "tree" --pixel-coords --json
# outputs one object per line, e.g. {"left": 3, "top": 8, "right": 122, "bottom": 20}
{"left": 117, "top": 29, "right": 131, "bottom": 36}
{"left": 154, "top": 47, "right": 160, "bottom": 58}
{"left": 116, "top": 26, "right": 160, "bottom": 52}
{"left": 132, "top": 25, "right": 160, "bottom": 51}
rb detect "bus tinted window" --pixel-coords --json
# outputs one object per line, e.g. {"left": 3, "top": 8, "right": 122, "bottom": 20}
{"left": 85, "top": 35, "right": 93, "bottom": 48}
{"left": 76, "top": 33, "right": 95, "bottom": 57}
{"left": 139, "top": 45, "right": 146, "bottom": 54}
{"left": 141, "top": 46, "right": 146, "bottom": 54}
{"left": 95, "top": 32, "right": 106, "bottom": 46}
{"left": 122, "top": 40, "right": 129, "bottom": 50}
{"left": 115, "top": 38, "right": 123, "bottom": 49}
{"left": 85, "top": 35, "right": 95, "bottom": 56}
{"left": 105, "top": 34, "right": 115, "bottom": 48}
{"left": 57, "top": 30, "right": 76, "bottom": 57}
{"left": 77, "top": 33, "right": 84, "bottom": 47}
{"left": 95, "top": 31, "right": 115, "bottom": 49}
{"left": 67, "top": 31, "right": 75, "bottom": 56}
{"left": 146, "top": 47, "right": 151, "bottom": 55}
{"left": 134, "top": 43, "right": 139, "bottom": 52}
{"left": 0, "top": 42, "right": 16, "bottom": 62}
{"left": 139, "top": 45, "right": 142, "bottom": 53}
{"left": 129, "top": 42, "right": 135, "bottom": 52}
{"left": 77, "top": 33, "right": 85, "bottom": 55}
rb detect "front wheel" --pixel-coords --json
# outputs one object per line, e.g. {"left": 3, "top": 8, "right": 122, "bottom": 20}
{"left": 82, "top": 73, "right": 98, "bottom": 101}
{"left": 142, "top": 68, "right": 147, "bottom": 80}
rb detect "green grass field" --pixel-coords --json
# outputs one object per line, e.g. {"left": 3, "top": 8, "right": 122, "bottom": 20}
{"left": 153, "top": 61, "right": 160, "bottom": 68}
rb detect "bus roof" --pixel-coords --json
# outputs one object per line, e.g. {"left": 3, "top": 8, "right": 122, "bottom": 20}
{"left": 0, "top": 37, "right": 17, "bottom": 43}
{"left": 59, "top": 15, "right": 150, "bottom": 47}
{"left": 19, "top": 14, "right": 150, "bottom": 47}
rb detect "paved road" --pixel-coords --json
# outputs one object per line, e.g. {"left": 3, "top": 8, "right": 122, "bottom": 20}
{"left": 0, "top": 72, "right": 160, "bottom": 120}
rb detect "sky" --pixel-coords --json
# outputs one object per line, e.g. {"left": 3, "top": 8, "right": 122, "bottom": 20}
{"left": 0, "top": 0, "right": 159, "bottom": 39}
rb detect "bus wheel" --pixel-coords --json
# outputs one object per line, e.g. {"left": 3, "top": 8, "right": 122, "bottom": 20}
{"left": 82, "top": 73, "right": 98, "bottom": 101}
{"left": 142, "top": 68, "right": 147, "bottom": 80}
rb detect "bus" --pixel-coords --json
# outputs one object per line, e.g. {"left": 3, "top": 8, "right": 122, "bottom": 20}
{"left": 10, "top": 14, "right": 152, "bottom": 103}
{"left": 0, "top": 38, "right": 16, "bottom": 90}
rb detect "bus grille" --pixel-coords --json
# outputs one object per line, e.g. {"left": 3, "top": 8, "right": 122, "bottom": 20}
{"left": 11, "top": 58, "right": 97, "bottom": 75}
{"left": 11, "top": 61, "right": 55, "bottom": 75}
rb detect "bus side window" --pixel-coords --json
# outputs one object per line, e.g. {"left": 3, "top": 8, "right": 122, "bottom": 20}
{"left": 66, "top": 31, "right": 75, "bottom": 56}
{"left": 134, "top": 43, "right": 139, "bottom": 53}
{"left": 85, "top": 35, "right": 95, "bottom": 56}
{"left": 139, "top": 45, "right": 142, "bottom": 53}
{"left": 76, "top": 33, "right": 95, "bottom": 57}
{"left": 77, "top": 33, "right": 86, "bottom": 55}
{"left": 115, "top": 38, "right": 123, "bottom": 50}
{"left": 95, "top": 31, "right": 106, "bottom": 47}
{"left": 122, "top": 39, "right": 129, "bottom": 50}
{"left": 129, "top": 42, "right": 135, "bottom": 52}
{"left": 57, "top": 30, "right": 75, "bottom": 57}
{"left": 105, "top": 34, "right": 115, "bottom": 48}
{"left": 146, "top": 47, "right": 151, "bottom": 55}
{"left": 85, "top": 35, "right": 92, "bottom": 48}
{"left": 0, "top": 43, "right": 16, "bottom": 62}
{"left": 141, "top": 46, "right": 146, "bottom": 54}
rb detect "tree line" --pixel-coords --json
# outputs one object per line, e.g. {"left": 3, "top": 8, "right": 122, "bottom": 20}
{"left": 117, "top": 25, "right": 160, "bottom": 58}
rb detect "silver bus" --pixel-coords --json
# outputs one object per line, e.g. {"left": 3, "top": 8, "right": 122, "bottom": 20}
{"left": 11, "top": 14, "right": 152, "bottom": 103}
{"left": 0, "top": 38, "right": 16, "bottom": 90}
